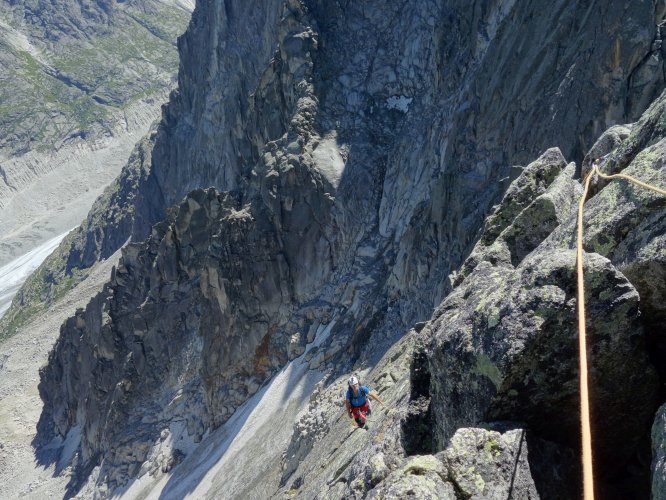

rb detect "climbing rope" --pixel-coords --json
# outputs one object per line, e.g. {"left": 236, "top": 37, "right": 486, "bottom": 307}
{"left": 576, "top": 159, "right": 666, "bottom": 500}
{"left": 576, "top": 167, "right": 595, "bottom": 500}
{"left": 593, "top": 164, "right": 666, "bottom": 197}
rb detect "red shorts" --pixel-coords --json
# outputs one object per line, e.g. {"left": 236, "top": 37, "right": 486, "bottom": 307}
{"left": 351, "top": 401, "right": 369, "bottom": 424}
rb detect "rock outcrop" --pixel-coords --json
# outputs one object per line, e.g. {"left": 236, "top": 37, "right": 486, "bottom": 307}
{"left": 425, "top": 156, "right": 661, "bottom": 495}
{"left": 412, "top": 90, "right": 666, "bottom": 497}
{"left": 284, "top": 94, "right": 666, "bottom": 500}
{"left": 29, "top": 0, "right": 666, "bottom": 497}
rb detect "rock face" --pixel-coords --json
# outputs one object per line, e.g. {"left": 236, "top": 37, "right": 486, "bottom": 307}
{"left": 421, "top": 90, "right": 666, "bottom": 497}
{"left": 39, "top": 186, "right": 303, "bottom": 490}
{"left": 31, "top": 0, "right": 666, "bottom": 319}
{"left": 427, "top": 162, "right": 660, "bottom": 485}
{"left": 31, "top": 0, "right": 666, "bottom": 497}
{"left": 302, "top": 93, "right": 666, "bottom": 500}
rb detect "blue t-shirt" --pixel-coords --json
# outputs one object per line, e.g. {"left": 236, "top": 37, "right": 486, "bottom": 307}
{"left": 346, "top": 385, "right": 369, "bottom": 407}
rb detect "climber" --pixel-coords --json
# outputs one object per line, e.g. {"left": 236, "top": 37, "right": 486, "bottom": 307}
{"left": 345, "top": 375, "right": 385, "bottom": 428}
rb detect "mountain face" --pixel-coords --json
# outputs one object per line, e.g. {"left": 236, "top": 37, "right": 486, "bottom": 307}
{"left": 0, "top": 0, "right": 192, "bottom": 331}
{"left": 27, "top": 0, "right": 666, "bottom": 498}
{"left": 0, "top": 0, "right": 192, "bottom": 158}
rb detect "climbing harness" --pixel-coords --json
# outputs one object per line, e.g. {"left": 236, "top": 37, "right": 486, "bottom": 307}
{"left": 576, "top": 157, "right": 666, "bottom": 500}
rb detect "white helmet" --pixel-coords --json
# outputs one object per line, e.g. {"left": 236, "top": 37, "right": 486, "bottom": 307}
{"left": 348, "top": 375, "right": 359, "bottom": 386}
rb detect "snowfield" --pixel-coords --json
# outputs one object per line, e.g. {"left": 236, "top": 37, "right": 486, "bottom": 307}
{"left": 0, "top": 230, "right": 69, "bottom": 318}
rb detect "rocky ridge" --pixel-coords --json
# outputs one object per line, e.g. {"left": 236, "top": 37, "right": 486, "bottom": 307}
{"left": 25, "top": 0, "right": 666, "bottom": 498}
{"left": 272, "top": 90, "right": 666, "bottom": 499}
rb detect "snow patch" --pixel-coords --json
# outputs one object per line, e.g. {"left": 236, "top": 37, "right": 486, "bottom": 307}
{"left": 386, "top": 95, "right": 413, "bottom": 112}
{"left": 154, "top": 0, "right": 195, "bottom": 12}
{"left": 0, "top": 18, "right": 46, "bottom": 65}
{"left": 311, "top": 317, "right": 337, "bottom": 349}
{"left": 57, "top": 425, "right": 81, "bottom": 472}
{"left": 169, "top": 421, "right": 200, "bottom": 455}
{"left": 312, "top": 135, "right": 346, "bottom": 189}
{"left": 0, "top": 230, "right": 70, "bottom": 318}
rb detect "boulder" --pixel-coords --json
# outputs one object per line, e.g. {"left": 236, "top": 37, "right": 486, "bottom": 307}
{"left": 443, "top": 427, "right": 538, "bottom": 499}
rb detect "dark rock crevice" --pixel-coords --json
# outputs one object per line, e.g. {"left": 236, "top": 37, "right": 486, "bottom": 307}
{"left": 401, "top": 331, "right": 432, "bottom": 456}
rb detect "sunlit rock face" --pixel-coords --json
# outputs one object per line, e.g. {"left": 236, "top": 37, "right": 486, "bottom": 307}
{"left": 33, "top": 0, "right": 666, "bottom": 496}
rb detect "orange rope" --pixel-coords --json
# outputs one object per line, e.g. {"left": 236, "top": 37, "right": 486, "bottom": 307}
{"left": 576, "top": 160, "right": 666, "bottom": 500}
{"left": 576, "top": 168, "right": 596, "bottom": 500}
{"left": 592, "top": 164, "right": 666, "bottom": 197}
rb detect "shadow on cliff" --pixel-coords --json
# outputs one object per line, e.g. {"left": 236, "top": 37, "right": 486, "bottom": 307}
{"left": 31, "top": 413, "right": 95, "bottom": 500}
